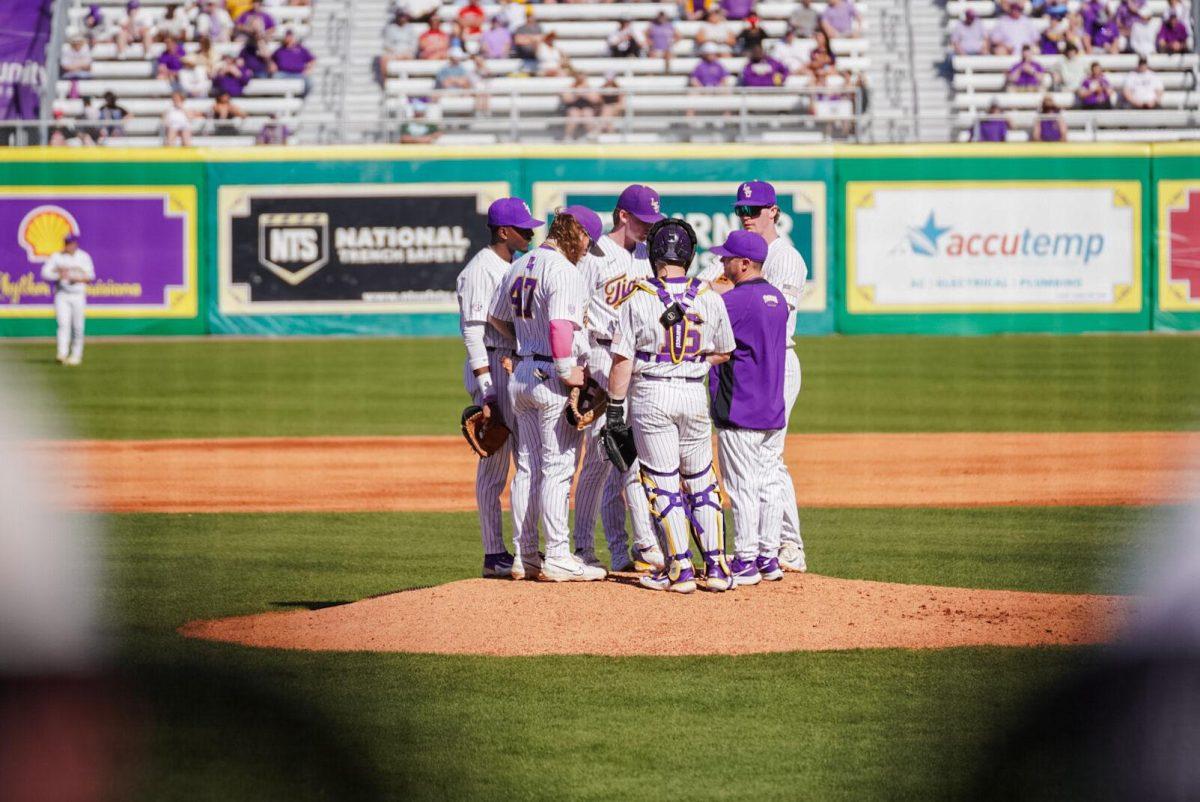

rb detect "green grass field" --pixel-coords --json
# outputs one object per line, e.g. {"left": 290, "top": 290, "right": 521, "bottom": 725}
{"left": 8, "top": 334, "right": 1197, "bottom": 800}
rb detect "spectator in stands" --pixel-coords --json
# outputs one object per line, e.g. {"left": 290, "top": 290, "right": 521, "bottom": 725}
{"left": 1090, "top": 10, "right": 1122, "bottom": 53}
{"left": 60, "top": 37, "right": 93, "bottom": 79}
{"left": 1128, "top": 7, "right": 1160, "bottom": 56}
{"left": 1165, "top": 0, "right": 1191, "bottom": 23}
{"left": 435, "top": 49, "right": 473, "bottom": 91}
{"left": 597, "top": 72, "right": 623, "bottom": 133}
{"left": 239, "top": 33, "right": 274, "bottom": 78}
{"left": 1006, "top": 45, "right": 1047, "bottom": 90}
{"left": 812, "top": 65, "right": 858, "bottom": 135}
{"left": 647, "top": 12, "right": 680, "bottom": 59}
{"left": 1028, "top": 0, "right": 1069, "bottom": 19}
{"left": 972, "top": 100, "right": 1009, "bottom": 141}
{"left": 608, "top": 19, "right": 645, "bottom": 57}
{"left": 257, "top": 113, "right": 292, "bottom": 145}
{"left": 1158, "top": 13, "right": 1191, "bottom": 52}
{"left": 1062, "top": 12, "right": 1090, "bottom": 52}
{"left": 116, "top": 0, "right": 155, "bottom": 58}
{"left": 790, "top": 0, "right": 820, "bottom": 37}
{"left": 951, "top": 10, "right": 989, "bottom": 56}
{"left": 721, "top": 0, "right": 755, "bottom": 22}
{"left": 236, "top": 0, "right": 277, "bottom": 35}
{"left": 821, "top": 0, "right": 862, "bottom": 39}
{"left": 158, "top": 4, "right": 190, "bottom": 42}
{"left": 399, "top": 99, "right": 440, "bottom": 143}
{"left": 1080, "top": 0, "right": 1106, "bottom": 36}
{"left": 1076, "top": 61, "right": 1115, "bottom": 107}
{"left": 690, "top": 41, "right": 730, "bottom": 86}
{"left": 1114, "top": 0, "right": 1143, "bottom": 39}
{"left": 212, "top": 55, "right": 251, "bottom": 96}
{"left": 196, "top": 0, "right": 235, "bottom": 43}
{"left": 1040, "top": 10, "right": 1069, "bottom": 53}
{"left": 49, "top": 111, "right": 84, "bottom": 147}
{"left": 480, "top": 16, "right": 512, "bottom": 59}
{"left": 209, "top": 91, "right": 248, "bottom": 135}
{"left": 458, "top": 1, "right": 486, "bottom": 38}
{"left": 157, "top": 35, "right": 188, "bottom": 89}
{"left": 681, "top": 0, "right": 714, "bottom": 21}
{"left": 189, "top": 35, "right": 220, "bottom": 74}
{"left": 697, "top": 9, "right": 736, "bottom": 55}
{"left": 78, "top": 97, "right": 103, "bottom": 144}
{"left": 803, "top": 30, "right": 836, "bottom": 76}
{"left": 1056, "top": 42, "right": 1088, "bottom": 89}
{"left": 178, "top": 60, "right": 213, "bottom": 97}
{"left": 393, "top": 0, "right": 439, "bottom": 25}
{"left": 419, "top": 20, "right": 451, "bottom": 60}
{"left": 772, "top": 28, "right": 811, "bottom": 73}
{"left": 162, "top": 92, "right": 203, "bottom": 146}
{"left": 561, "top": 72, "right": 602, "bottom": 140}
{"left": 1032, "top": 94, "right": 1067, "bottom": 140}
{"left": 740, "top": 44, "right": 788, "bottom": 87}
{"left": 97, "top": 91, "right": 132, "bottom": 140}
{"left": 989, "top": 4, "right": 1039, "bottom": 55}
{"left": 380, "top": 11, "right": 418, "bottom": 81}
{"left": 537, "top": 31, "right": 569, "bottom": 76}
{"left": 1123, "top": 55, "right": 1165, "bottom": 107}
{"left": 82, "top": 5, "right": 112, "bottom": 46}
{"left": 513, "top": 8, "right": 544, "bottom": 72}
{"left": 735, "top": 14, "right": 768, "bottom": 56}
{"left": 272, "top": 30, "right": 315, "bottom": 95}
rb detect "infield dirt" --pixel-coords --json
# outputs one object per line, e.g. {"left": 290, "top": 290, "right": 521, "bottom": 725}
{"left": 63, "top": 431, "right": 1200, "bottom": 513}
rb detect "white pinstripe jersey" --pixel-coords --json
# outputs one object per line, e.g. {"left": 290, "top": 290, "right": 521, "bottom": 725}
{"left": 698, "top": 236, "right": 807, "bottom": 348}
{"left": 456, "top": 247, "right": 515, "bottom": 350}
{"left": 488, "top": 245, "right": 585, "bottom": 357}
{"left": 579, "top": 234, "right": 652, "bottom": 343}
{"left": 612, "top": 277, "right": 735, "bottom": 379}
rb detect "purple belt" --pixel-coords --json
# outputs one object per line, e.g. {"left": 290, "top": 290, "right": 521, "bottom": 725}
{"left": 636, "top": 350, "right": 705, "bottom": 364}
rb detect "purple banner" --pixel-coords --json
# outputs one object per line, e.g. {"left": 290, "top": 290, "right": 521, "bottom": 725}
{"left": 0, "top": 193, "right": 193, "bottom": 314}
{"left": 0, "top": 1, "right": 53, "bottom": 120}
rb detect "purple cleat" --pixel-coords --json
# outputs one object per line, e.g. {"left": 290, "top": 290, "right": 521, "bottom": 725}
{"left": 483, "top": 551, "right": 515, "bottom": 578}
{"left": 703, "top": 551, "right": 734, "bottom": 592}
{"left": 639, "top": 556, "right": 696, "bottom": 594}
{"left": 756, "top": 555, "right": 784, "bottom": 581}
{"left": 729, "top": 557, "right": 762, "bottom": 587}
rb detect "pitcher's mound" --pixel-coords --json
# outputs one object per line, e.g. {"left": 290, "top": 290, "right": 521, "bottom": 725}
{"left": 180, "top": 573, "right": 1132, "bottom": 657}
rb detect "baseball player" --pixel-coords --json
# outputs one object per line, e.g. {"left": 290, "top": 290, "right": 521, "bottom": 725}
{"left": 572, "top": 184, "right": 666, "bottom": 573}
{"left": 40, "top": 233, "right": 94, "bottom": 366}
{"left": 708, "top": 230, "right": 789, "bottom": 586}
{"left": 606, "top": 218, "right": 736, "bottom": 594}
{"left": 456, "top": 197, "right": 544, "bottom": 578}
{"left": 701, "top": 180, "right": 808, "bottom": 572}
{"left": 487, "top": 205, "right": 607, "bottom": 582}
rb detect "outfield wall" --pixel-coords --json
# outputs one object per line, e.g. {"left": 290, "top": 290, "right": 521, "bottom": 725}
{"left": 0, "top": 143, "right": 1197, "bottom": 337}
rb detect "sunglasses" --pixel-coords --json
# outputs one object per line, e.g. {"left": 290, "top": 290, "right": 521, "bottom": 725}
{"left": 734, "top": 205, "right": 768, "bottom": 218}
{"left": 513, "top": 227, "right": 535, "bottom": 240}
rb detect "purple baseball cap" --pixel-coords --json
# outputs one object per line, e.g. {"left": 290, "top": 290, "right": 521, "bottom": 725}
{"left": 487, "top": 197, "right": 543, "bottom": 229}
{"left": 557, "top": 204, "right": 605, "bottom": 254}
{"left": 710, "top": 230, "right": 767, "bottom": 262}
{"left": 64, "top": 232, "right": 79, "bottom": 244}
{"left": 732, "top": 179, "right": 776, "bottom": 208}
{"left": 616, "top": 184, "right": 665, "bottom": 224}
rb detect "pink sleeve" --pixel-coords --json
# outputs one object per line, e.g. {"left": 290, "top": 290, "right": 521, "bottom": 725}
{"left": 549, "top": 318, "right": 575, "bottom": 358}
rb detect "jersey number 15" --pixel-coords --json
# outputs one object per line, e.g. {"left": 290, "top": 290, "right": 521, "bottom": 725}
{"left": 509, "top": 276, "right": 538, "bottom": 320}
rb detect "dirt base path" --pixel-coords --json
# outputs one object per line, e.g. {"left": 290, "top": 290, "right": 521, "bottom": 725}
{"left": 58, "top": 432, "right": 1199, "bottom": 513}
{"left": 180, "top": 572, "right": 1132, "bottom": 656}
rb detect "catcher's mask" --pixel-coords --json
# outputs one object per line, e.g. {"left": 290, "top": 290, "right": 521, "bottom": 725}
{"left": 647, "top": 217, "right": 698, "bottom": 271}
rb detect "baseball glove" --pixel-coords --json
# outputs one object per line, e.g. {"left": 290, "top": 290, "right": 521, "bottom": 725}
{"left": 564, "top": 379, "right": 609, "bottom": 431}
{"left": 460, "top": 404, "right": 511, "bottom": 458}
{"left": 600, "top": 422, "right": 637, "bottom": 472}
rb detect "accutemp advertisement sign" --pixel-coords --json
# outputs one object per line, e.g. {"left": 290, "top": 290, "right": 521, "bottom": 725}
{"left": 846, "top": 182, "right": 1142, "bottom": 313}
{"left": 1157, "top": 180, "right": 1200, "bottom": 312}
{"left": 218, "top": 183, "right": 509, "bottom": 314}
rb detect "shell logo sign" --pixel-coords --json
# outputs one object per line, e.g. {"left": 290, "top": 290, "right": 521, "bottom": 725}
{"left": 17, "top": 205, "right": 79, "bottom": 262}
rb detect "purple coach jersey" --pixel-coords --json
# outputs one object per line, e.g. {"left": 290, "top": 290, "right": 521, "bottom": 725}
{"left": 709, "top": 278, "right": 788, "bottom": 430}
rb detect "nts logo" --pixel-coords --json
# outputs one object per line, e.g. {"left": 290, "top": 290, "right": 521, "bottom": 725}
{"left": 258, "top": 212, "right": 329, "bottom": 285}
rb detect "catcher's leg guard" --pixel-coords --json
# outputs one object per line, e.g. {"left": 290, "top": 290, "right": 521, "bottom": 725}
{"left": 638, "top": 464, "right": 690, "bottom": 559}
{"left": 682, "top": 463, "right": 725, "bottom": 556}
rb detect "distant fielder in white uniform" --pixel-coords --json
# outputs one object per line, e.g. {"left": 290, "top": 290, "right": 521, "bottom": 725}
{"left": 488, "top": 205, "right": 608, "bottom": 583}
{"left": 700, "top": 180, "right": 809, "bottom": 572}
{"left": 606, "top": 218, "right": 736, "bottom": 594}
{"left": 573, "top": 184, "right": 665, "bottom": 573}
{"left": 456, "top": 197, "right": 544, "bottom": 578}
{"left": 40, "top": 233, "right": 94, "bottom": 366}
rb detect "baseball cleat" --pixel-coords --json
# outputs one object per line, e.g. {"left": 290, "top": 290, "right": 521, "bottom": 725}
{"left": 541, "top": 554, "right": 607, "bottom": 582}
{"left": 638, "top": 569, "right": 671, "bottom": 591}
{"left": 703, "top": 553, "right": 734, "bottom": 592}
{"left": 610, "top": 552, "right": 636, "bottom": 572}
{"left": 729, "top": 557, "right": 762, "bottom": 587}
{"left": 510, "top": 551, "right": 543, "bottom": 581}
{"left": 65, "top": 356, "right": 82, "bottom": 366}
{"left": 482, "top": 551, "right": 515, "bottom": 578}
{"left": 638, "top": 561, "right": 696, "bottom": 594}
{"left": 574, "top": 549, "right": 606, "bottom": 570}
{"left": 779, "top": 543, "right": 808, "bottom": 573}
{"left": 632, "top": 544, "right": 666, "bottom": 572}
{"left": 756, "top": 555, "right": 784, "bottom": 581}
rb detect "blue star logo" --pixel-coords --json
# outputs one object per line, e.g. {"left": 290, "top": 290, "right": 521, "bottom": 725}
{"left": 907, "top": 211, "right": 952, "bottom": 256}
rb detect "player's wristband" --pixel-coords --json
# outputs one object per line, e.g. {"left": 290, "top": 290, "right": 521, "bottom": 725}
{"left": 476, "top": 372, "right": 494, "bottom": 398}
{"left": 554, "top": 357, "right": 574, "bottom": 379}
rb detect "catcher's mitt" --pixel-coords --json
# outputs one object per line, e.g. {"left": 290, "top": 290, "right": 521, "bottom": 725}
{"left": 564, "top": 379, "right": 609, "bottom": 431}
{"left": 600, "top": 422, "right": 637, "bottom": 472}
{"left": 460, "top": 404, "right": 511, "bottom": 458}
